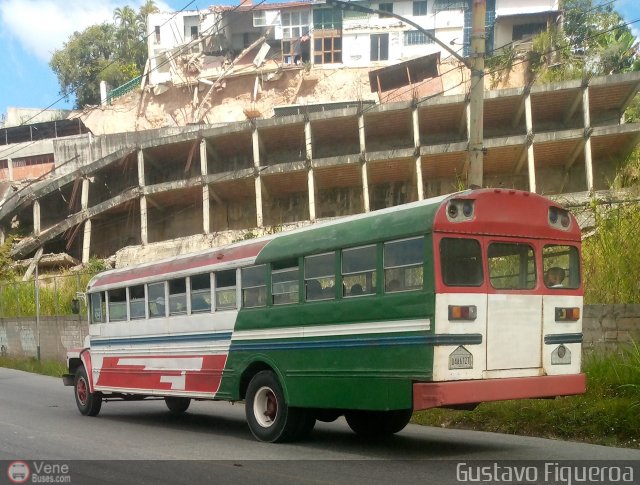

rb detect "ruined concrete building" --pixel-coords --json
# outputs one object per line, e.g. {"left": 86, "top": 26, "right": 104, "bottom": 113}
{"left": 1, "top": 1, "right": 639, "bottom": 268}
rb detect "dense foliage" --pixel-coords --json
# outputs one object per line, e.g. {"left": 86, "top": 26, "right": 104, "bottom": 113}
{"left": 49, "top": 1, "right": 158, "bottom": 108}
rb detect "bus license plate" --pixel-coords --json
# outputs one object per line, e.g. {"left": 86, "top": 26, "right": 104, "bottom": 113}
{"left": 449, "top": 346, "right": 473, "bottom": 369}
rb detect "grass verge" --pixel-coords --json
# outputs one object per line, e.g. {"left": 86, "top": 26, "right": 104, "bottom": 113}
{"left": 413, "top": 346, "right": 640, "bottom": 448}
{"left": 0, "top": 356, "right": 67, "bottom": 378}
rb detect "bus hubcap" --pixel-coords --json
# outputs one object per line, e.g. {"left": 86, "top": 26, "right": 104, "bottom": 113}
{"left": 254, "top": 386, "right": 277, "bottom": 428}
{"left": 77, "top": 378, "right": 88, "bottom": 405}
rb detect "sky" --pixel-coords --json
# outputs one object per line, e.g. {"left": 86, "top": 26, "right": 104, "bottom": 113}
{"left": 1, "top": 0, "right": 640, "bottom": 122}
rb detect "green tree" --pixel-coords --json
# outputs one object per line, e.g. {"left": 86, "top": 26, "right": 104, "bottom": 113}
{"left": 49, "top": 1, "right": 159, "bottom": 108}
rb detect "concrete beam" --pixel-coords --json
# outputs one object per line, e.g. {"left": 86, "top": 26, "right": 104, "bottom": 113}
{"left": 143, "top": 176, "right": 202, "bottom": 195}
{"left": 204, "top": 168, "right": 254, "bottom": 184}
{"left": 11, "top": 187, "right": 141, "bottom": 258}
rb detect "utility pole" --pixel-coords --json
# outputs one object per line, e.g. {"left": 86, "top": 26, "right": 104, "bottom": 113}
{"left": 326, "top": 0, "right": 485, "bottom": 188}
{"left": 468, "top": 0, "right": 486, "bottom": 188}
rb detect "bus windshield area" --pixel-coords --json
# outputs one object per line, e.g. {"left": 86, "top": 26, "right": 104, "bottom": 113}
{"left": 440, "top": 238, "right": 580, "bottom": 290}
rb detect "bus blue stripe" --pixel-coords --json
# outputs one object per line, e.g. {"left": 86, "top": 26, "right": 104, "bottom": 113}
{"left": 230, "top": 334, "right": 482, "bottom": 352}
{"left": 90, "top": 332, "right": 482, "bottom": 349}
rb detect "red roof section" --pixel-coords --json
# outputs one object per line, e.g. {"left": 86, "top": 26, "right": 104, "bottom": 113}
{"left": 89, "top": 239, "right": 269, "bottom": 290}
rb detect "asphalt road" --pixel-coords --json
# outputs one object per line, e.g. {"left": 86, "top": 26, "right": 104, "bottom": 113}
{"left": 1, "top": 367, "right": 638, "bottom": 484}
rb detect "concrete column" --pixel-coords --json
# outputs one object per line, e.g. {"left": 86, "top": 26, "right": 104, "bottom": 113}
{"left": 33, "top": 200, "right": 41, "bottom": 236}
{"left": 137, "top": 148, "right": 145, "bottom": 187}
{"left": 140, "top": 196, "right": 148, "bottom": 245}
{"left": 358, "top": 115, "right": 370, "bottom": 212}
{"left": 202, "top": 185, "right": 211, "bottom": 234}
{"left": 81, "top": 178, "right": 90, "bottom": 210}
{"left": 582, "top": 86, "right": 594, "bottom": 191}
{"left": 81, "top": 178, "right": 91, "bottom": 263}
{"left": 584, "top": 138, "right": 594, "bottom": 192}
{"left": 82, "top": 219, "right": 92, "bottom": 264}
{"left": 412, "top": 106, "right": 424, "bottom": 200}
{"left": 305, "top": 121, "right": 316, "bottom": 221}
{"left": 200, "top": 140, "right": 210, "bottom": 234}
{"left": 524, "top": 92, "right": 536, "bottom": 193}
{"left": 0, "top": 226, "right": 5, "bottom": 246}
{"left": 252, "top": 127, "right": 264, "bottom": 227}
{"left": 7, "top": 158, "right": 13, "bottom": 182}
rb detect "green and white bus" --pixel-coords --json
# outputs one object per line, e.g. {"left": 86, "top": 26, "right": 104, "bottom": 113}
{"left": 63, "top": 189, "right": 586, "bottom": 442}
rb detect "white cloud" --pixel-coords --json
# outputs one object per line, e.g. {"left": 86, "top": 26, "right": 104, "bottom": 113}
{"left": 0, "top": 0, "right": 171, "bottom": 62}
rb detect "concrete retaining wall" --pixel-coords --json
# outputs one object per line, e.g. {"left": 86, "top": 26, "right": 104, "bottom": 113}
{"left": 1, "top": 305, "right": 638, "bottom": 362}
{"left": 0, "top": 316, "right": 88, "bottom": 361}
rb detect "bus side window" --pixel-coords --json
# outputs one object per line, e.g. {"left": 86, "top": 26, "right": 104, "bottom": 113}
{"left": 129, "top": 285, "right": 146, "bottom": 319}
{"left": 190, "top": 273, "right": 212, "bottom": 313}
{"left": 169, "top": 278, "right": 187, "bottom": 316}
{"left": 108, "top": 288, "right": 127, "bottom": 321}
{"left": 148, "top": 282, "right": 166, "bottom": 318}
{"left": 342, "top": 245, "right": 376, "bottom": 297}
{"left": 305, "top": 252, "right": 336, "bottom": 301}
{"left": 242, "top": 265, "right": 267, "bottom": 308}
{"left": 272, "top": 260, "right": 299, "bottom": 305}
{"left": 440, "top": 238, "right": 483, "bottom": 287}
{"left": 216, "top": 270, "right": 237, "bottom": 310}
{"left": 384, "top": 237, "right": 424, "bottom": 292}
{"left": 90, "top": 292, "right": 105, "bottom": 324}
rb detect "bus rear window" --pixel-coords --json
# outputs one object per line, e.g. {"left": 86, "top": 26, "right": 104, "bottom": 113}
{"left": 440, "top": 238, "right": 483, "bottom": 287}
{"left": 488, "top": 242, "right": 536, "bottom": 290}
{"left": 543, "top": 245, "right": 580, "bottom": 289}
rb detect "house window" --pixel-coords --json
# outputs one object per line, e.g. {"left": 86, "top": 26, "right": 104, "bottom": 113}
{"left": 313, "top": 33, "right": 342, "bottom": 64}
{"left": 154, "top": 26, "right": 160, "bottom": 44}
{"left": 190, "top": 26, "right": 198, "bottom": 40}
{"left": 370, "top": 33, "right": 389, "bottom": 61}
{"left": 253, "top": 11, "right": 266, "bottom": 27}
{"left": 313, "top": 7, "right": 342, "bottom": 30}
{"left": 282, "top": 10, "right": 309, "bottom": 39}
{"left": 404, "top": 30, "right": 434, "bottom": 46}
{"left": 378, "top": 2, "right": 393, "bottom": 18}
{"left": 512, "top": 23, "right": 546, "bottom": 41}
{"left": 413, "top": 1, "right": 427, "bottom": 16}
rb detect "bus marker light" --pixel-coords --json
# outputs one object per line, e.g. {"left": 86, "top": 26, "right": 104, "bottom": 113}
{"left": 448, "top": 305, "right": 477, "bottom": 321}
{"left": 448, "top": 204, "right": 458, "bottom": 218}
{"left": 555, "top": 307, "right": 580, "bottom": 321}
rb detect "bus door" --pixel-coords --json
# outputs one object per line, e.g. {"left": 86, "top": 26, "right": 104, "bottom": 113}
{"left": 484, "top": 239, "right": 542, "bottom": 373}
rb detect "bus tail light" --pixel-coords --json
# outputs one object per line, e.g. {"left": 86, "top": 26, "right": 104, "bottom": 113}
{"left": 555, "top": 307, "right": 580, "bottom": 321}
{"left": 448, "top": 305, "right": 477, "bottom": 321}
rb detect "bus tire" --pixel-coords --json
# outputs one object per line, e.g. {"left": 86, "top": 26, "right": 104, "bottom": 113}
{"left": 345, "top": 409, "right": 413, "bottom": 438}
{"left": 74, "top": 366, "right": 102, "bottom": 417}
{"left": 165, "top": 397, "right": 191, "bottom": 415}
{"left": 245, "top": 370, "right": 301, "bottom": 443}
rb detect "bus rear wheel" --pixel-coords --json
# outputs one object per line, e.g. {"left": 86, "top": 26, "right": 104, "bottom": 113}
{"left": 245, "top": 370, "right": 303, "bottom": 443}
{"left": 165, "top": 397, "right": 191, "bottom": 415}
{"left": 345, "top": 409, "right": 413, "bottom": 438}
{"left": 74, "top": 367, "right": 102, "bottom": 417}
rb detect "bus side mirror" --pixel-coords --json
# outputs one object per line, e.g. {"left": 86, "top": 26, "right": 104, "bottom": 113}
{"left": 71, "top": 299, "right": 80, "bottom": 315}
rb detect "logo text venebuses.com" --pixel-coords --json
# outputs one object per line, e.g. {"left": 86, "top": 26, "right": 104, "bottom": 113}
{"left": 7, "top": 461, "right": 71, "bottom": 484}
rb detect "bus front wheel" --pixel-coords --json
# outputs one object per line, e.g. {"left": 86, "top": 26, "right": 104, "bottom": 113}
{"left": 165, "top": 397, "right": 191, "bottom": 415}
{"left": 345, "top": 409, "right": 413, "bottom": 438}
{"left": 245, "top": 370, "right": 303, "bottom": 443}
{"left": 74, "top": 367, "right": 102, "bottom": 417}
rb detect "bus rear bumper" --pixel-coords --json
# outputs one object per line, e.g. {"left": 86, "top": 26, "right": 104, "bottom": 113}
{"left": 413, "top": 373, "right": 587, "bottom": 411}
